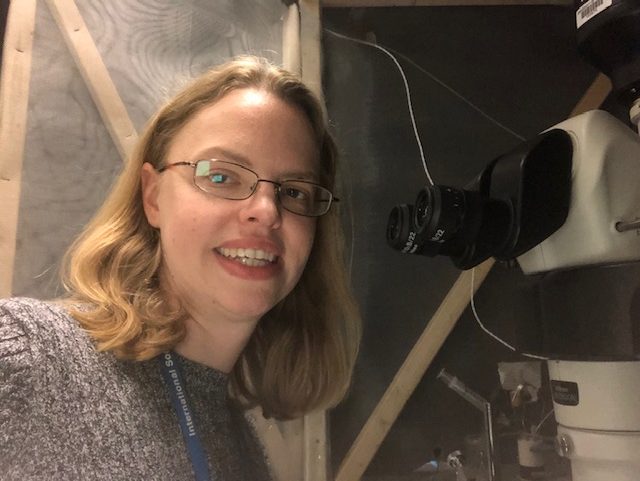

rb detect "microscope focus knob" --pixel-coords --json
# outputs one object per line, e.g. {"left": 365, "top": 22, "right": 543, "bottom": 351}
{"left": 556, "top": 434, "right": 573, "bottom": 458}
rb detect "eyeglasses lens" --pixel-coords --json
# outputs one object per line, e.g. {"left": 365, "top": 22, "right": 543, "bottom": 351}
{"left": 194, "top": 160, "right": 256, "bottom": 199}
{"left": 279, "top": 181, "right": 332, "bottom": 216}
{"left": 193, "top": 160, "right": 332, "bottom": 217}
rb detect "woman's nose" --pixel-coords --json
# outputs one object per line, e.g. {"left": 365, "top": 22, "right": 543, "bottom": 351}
{"left": 240, "top": 181, "right": 282, "bottom": 228}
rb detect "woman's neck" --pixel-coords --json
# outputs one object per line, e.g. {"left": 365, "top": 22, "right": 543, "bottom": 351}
{"left": 174, "top": 314, "right": 259, "bottom": 373}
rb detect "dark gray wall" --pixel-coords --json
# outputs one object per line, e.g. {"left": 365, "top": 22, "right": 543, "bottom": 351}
{"left": 323, "top": 5, "right": 640, "bottom": 478}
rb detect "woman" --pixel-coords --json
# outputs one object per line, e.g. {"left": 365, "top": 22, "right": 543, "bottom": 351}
{"left": 0, "top": 56, "right": 361, "bottom": 481}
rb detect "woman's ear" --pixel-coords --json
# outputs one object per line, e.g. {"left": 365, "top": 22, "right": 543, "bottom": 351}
{"left": 140, "top": 162, "right": 161, "bottom": 228}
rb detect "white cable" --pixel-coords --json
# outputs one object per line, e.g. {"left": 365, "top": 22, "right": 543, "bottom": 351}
{"left": 326, "top": 28, "right": 544, "bottom": 359}
{"left": 325, "top": 29, "right": 434, "bottom": 185}
{"left": 471, "top": 268, "right": 549, "bottom": 361}
{"left": 325, "top": 28, "right": 528, "bottom": 186}
{"left": 385, "top": 47, "right": 526, "bottom": 142}
{"left": 533, "top": 409, "right": 555, "bottom": 434}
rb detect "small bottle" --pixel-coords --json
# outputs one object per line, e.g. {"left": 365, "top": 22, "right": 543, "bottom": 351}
{"left": 517, "top": 433, "right": 545, "bottom": 480}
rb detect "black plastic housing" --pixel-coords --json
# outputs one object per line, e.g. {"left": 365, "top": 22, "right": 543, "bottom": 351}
{"left": 386, "top": 129, "right": 574, "bottom": 270}
{"left": 575, "top": 0, "right": 640, "bottom": 107}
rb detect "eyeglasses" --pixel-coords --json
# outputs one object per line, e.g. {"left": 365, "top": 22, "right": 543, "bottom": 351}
{"left": 157, "top": 159, "right": 338, "bottom": 217}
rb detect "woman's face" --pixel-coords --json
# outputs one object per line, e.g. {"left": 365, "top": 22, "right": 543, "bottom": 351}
{"left": 141, "top": 88, "right": 319, "bottom": 324}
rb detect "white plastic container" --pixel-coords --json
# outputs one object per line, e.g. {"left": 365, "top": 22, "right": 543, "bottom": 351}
{"left": 518, "top": 110, "right": 640, "bottom": 274}
{"left": 548, "top": 360, "right": 640, "bottom": 481}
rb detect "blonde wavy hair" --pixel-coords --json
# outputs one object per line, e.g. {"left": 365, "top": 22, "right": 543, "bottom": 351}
{"left": 61, "top": 56, "right": 361, "bottom": 419}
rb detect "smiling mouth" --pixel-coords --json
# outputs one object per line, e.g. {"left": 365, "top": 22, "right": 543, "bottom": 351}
{"left": 216, "top": 247, "right": 278, "bottom": 267}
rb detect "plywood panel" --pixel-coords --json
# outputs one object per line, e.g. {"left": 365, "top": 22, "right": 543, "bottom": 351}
{"left": 46, "top": 0, "right": 138, "bottom": 160}
{"left": 13, "top": 0, "right": 285, "bottom": 299}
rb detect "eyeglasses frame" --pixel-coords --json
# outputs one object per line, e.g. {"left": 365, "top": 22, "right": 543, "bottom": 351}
{"left": 155, "top": 159, "right": 339, "bottom": 217}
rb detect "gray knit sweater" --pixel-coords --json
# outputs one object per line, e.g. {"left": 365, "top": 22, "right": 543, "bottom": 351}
{"left": 0, "top": 297, "right": 272, "bottom": 481}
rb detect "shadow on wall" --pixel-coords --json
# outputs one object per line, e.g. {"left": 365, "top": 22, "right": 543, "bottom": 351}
{"left": 1, "top": 1, "right": 9, "bottom": 70}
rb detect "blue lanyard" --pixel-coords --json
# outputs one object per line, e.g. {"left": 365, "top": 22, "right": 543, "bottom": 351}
{"left": 159, "top": 352, "right": 213, "bottom": 481}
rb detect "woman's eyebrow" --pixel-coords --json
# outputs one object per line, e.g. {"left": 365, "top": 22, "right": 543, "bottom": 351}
{"left": 194, "top": 147, "right": 320, "bottom": 182}
{"left": 194, "top": 147, "right": 252, "bottom": 166}
{"left": 281, "top": 171, "right": 319, "bottom": 182}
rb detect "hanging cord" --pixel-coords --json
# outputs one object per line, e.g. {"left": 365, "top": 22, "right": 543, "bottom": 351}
{"left": 325, "top": 29, "right": 434, "bottom": 185}
{"left": 326, "top": 28, "right": 542, "bottom": 357}
{"left": 325, "top": 28, "right": 434, "bottom": 281}
{"left": 325, "top": 29, "right": 528, "bottom": 184}
{"left": 383, "top": 46, "right": 526, "bottom": 142}
{"left": 471, "top": 268, "right": 549, "bottom": 361}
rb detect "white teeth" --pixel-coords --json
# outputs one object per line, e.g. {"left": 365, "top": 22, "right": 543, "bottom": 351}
{"left": 217, "top": 247, "right": 277, "bottom": 265}
{"left": 241, "top": 257, "right": 264, "bottom": 267}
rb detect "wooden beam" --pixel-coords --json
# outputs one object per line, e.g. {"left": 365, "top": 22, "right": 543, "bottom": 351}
{"left": 304, "top": 410, "right": 329, "bottom": 481}
{"left": 249, "top": 9, "right": 307, "bottom": 481}
{"left": 0, "top": 0, "right": 38, "bottom": 298}
{"left": 283, "top": 2, "right": 302, "bottom": 76}
{"left": 250, "top": 408, "right": 304, "bottom": 481}
{"left": 335, "top": 71, "right": 611, "bottom": 481}
{"left": 570, "top": 73, "right": 611, "bottom": 118}
{"left": 300, "top": 0, "right": 323, "bottom": 101}
{"left": 248, "top": 8, "right": 310, "bottom": 481}
{"left": 45, "top": 0, "right": 137, "bottom": 160}
{"left": 322, "top": 0, "right": 572, "bottom": 6}
{"left": 299, "top": 2, "right": 330, "bottom": 481}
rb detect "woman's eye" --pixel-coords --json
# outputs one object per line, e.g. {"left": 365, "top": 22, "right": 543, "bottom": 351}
{"left": 284, "top": 186, "right": 308, "bottom": 200}
{"left": 209, "top": 173, "right": 229, "bottom": 184}
{"left": 205, "top": 170, "right": 239, "bottom": 186}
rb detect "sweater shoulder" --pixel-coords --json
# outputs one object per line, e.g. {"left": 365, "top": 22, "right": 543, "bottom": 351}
{"left": 0, "top": 297, "right": 79, "bottom": 357}
{"left": 1, "top": 298, "right": 47, "bottom": 359}
{"left": 0, "top": 298, "right": 73, "bottom": 437}
{"left": 0, "top": 297, "right": 90, "bottom": 381}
